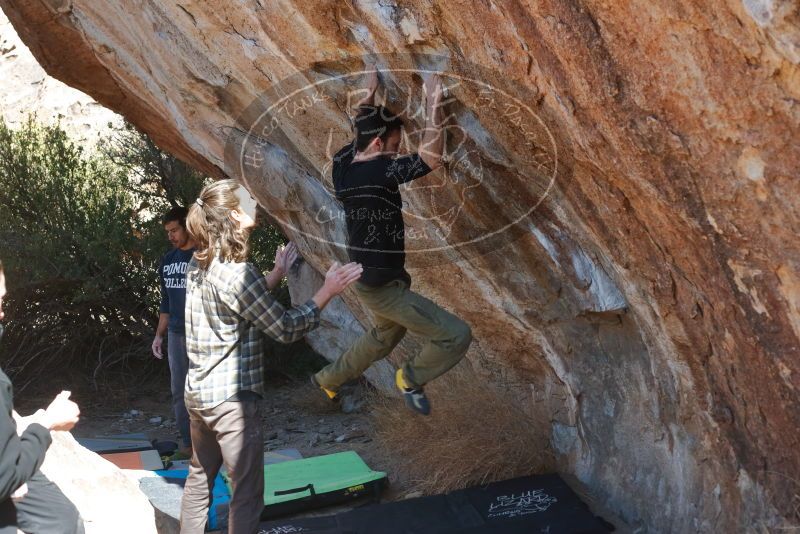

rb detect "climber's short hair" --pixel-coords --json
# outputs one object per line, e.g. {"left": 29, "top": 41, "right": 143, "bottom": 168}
{"left": 354, "top": 105, "right": 403, "bottom": 151}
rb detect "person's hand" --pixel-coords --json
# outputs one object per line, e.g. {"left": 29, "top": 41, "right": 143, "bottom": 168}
{"left": 11, "top": 483, "right": 27, "bottom": 502}
{"left": 42, "top": 391, "right": 80, "bottom": 432}
{"left": 311, "top": 262, "right": 363, "bottom": 310}
{"left": 424, "top": 73, "right": 444, "bottom": 111}
{"left": 273, "top": 242, "right": 299, "bottom": 278}
{"left": 365, "top": 64, "right": 379, "bottom": 95}
{"left": 152, "top": 335, "right": 164, "bottom": 359}
{"left": 323, "top": 262, "right": 363, "bottom": 297}
{"left": 352, "top": 62, "right": 380, "bottom": 110}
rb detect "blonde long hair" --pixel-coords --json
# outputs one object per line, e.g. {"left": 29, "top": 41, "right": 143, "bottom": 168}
{"left": 186, "top": 179, "right": 250, "bottom": 270}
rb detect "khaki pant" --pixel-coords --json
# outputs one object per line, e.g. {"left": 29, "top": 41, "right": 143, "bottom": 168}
{"left": 180, "top": 400, "right": 263, "bottom": 534}
{"left": 315, "top": 278, "right": 472, "bottom": 390}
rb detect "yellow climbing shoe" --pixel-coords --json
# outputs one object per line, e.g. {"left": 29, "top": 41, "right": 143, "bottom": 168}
{"left": 395, "top": 368, "right": 411, "bottom": 390}
{"left": 311, "top": 374, "right": 339, "bottom": 401}
{"left": 395, "top": 368, "right": 431, "bottom": 416}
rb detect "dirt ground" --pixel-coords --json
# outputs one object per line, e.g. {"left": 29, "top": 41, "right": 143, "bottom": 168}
{"left": 16, "top": 373, "right": 414, "bottom": 501}
{"left": 14, "top": 369, "right": 627, "bottom": 532}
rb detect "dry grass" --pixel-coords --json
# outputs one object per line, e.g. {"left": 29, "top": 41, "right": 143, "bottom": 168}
{"left": 751, "top": 470, "right": 800, "bottom": 532}
{"left": 291, "top": 379, "right": 344, "bottom": 415}
{"left": 367, "top": 364, "right": 554, "bottom": 496}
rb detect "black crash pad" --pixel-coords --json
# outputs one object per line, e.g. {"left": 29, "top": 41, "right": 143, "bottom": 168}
{"left": 258, "top": 474, "right": 612, "bottom": 534}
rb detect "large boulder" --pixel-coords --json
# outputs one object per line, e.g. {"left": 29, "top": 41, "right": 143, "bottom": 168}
{"left": 1, "top": 1, "right": 798, "bottom": 531}
{"left": 39, "top": 432, "right": 157, "bottom": 534}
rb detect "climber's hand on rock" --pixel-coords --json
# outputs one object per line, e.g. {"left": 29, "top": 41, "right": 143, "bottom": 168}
{"left": 365, "top": 64, "right": 379, "bottom": 95}
{"left": 354, "top": 63, "right": 380, "bottom": 109}
{"left": 424, "top": 73, "right": 444, "bottom": 110}
{"left": 420, "top": 73, "right": 446, "bottom": 169}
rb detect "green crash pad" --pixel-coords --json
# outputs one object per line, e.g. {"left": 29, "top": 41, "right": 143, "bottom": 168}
{"left": 226, "top": 451, "right": 387, "bottom": 519}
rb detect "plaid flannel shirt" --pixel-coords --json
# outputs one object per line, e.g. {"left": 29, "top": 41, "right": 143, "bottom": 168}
{"left": 184, "top": 257, "right": 320, "bottom": 409}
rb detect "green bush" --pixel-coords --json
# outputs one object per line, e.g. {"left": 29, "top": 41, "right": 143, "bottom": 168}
{"left": 0, "top": 118, "right": 165, "bottom": 392}
{"left": 102, "top": 121, "right": 210, "bottom": 213}
{"left": 102, "top": 121, "right": 288, "bottom": 285}
{"left": 0, "top": 117, "right": 312, "bottom": 395}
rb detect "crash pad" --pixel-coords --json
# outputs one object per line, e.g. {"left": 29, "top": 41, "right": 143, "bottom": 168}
{"left": 101, "top": 449, "right": 163, "bottom": 470}
{"left": 264, "top": 448, "right": 303, "bottom": 465}
{"left": 138, "top": 449, "right": 304, "bottom": 531}
{"left": 140, "top": 469, "right": 230, "bottom": 531}
{"left": 258, "top": 474, "right": 612, "bottom": 533}
{"left": 77, "top": 437, "right": 153, "bottom": 454}
{"left": 226, "top": 451, "right": 386, "bottom": 519}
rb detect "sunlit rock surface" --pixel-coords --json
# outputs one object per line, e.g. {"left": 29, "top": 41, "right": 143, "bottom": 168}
{"left": 0, "top": 9, "right": 119, "bottom": 144}
{"left": 1, "top": 1, "right": 798, "bottom": 530}
{"left": 40, "top": 432, "right": 157, "bottom": 534}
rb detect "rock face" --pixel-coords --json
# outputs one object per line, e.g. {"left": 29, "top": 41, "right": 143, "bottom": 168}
{"left": 1, "top": 1, "right": 798, "bottom": 531}
{"left": 0, "top": 9, "right": 119, "bottom": 144}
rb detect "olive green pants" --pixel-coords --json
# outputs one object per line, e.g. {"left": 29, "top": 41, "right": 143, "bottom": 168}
{"left": 315, "top": 279, "right": 472, "bottom": 390}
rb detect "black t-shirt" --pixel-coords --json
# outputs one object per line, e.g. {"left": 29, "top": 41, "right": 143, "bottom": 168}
{"left": 332, "top": 142, "right": 432, "bottom": 287}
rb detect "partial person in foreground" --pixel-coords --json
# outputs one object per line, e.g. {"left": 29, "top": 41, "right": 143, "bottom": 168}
{"left": 152, "top": 206, "right": 195, "bottom": 457}
{"left": 0, "top": 260, "right": 84, "bottom": 534}
{"left": 179, "top": 180, "right": 362, "bottom": 534}
{"left": 312, "top": 68, "right": 472, "bottom": 415}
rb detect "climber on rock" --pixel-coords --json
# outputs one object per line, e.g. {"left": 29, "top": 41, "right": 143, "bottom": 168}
{"left": 311, "top": 66, "right": 472, "bottom": 415}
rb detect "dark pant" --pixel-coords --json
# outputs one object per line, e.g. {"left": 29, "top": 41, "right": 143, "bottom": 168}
{"left": 168, "top": 332, "right": 192, "bottom": 448}
{"left": 0, "top": 471, "right": 84, "bottom": 534}
{"left": 180, "top": 400, "right": 264, "bottom": 534}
